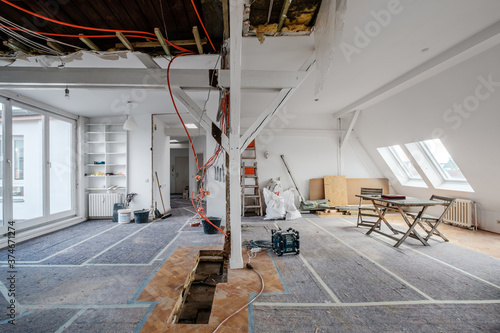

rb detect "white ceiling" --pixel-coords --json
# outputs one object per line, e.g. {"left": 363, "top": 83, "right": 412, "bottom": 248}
{"left": 2, "top": 0, "right": 500, "bottom": 130}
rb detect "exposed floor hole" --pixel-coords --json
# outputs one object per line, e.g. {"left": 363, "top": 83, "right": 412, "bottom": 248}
{"left": 174, "top": 251, "right": 228, "bottom": 324}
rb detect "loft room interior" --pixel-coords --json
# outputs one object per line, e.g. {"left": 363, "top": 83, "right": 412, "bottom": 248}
{"left": 0, "top": 0, "right": 500, "bottom": 331}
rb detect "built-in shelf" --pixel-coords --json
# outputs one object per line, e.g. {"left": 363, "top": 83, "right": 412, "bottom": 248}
{"left": 85, "top": 123, "right": 127, "bottom": 193}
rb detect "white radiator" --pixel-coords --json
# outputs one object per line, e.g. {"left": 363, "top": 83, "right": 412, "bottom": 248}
{"left": 443, "top": 199, "right": 476, "bottom": 230}
{"left": 89, "top": 193, "right": 123, "bottom": 217}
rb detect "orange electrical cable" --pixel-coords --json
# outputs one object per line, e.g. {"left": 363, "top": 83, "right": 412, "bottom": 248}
{"left": 166, "top": 52, "right": 201, "bottom": 170}
{"left": 0, "top": 1, "right": 192, "bottom": 53}
{"left": 191, "top": 191, "right": 228, "bottom": 237}
{"left": 0, "top": 0, "right": 155, "bottom": 35}
{"left": 190, "top": 0, "right": 216, "bottom": 52}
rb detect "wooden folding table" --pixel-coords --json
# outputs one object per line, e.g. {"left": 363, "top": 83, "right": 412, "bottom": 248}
{"left": 355, "top": 195, "right": 447, "bottom": 247}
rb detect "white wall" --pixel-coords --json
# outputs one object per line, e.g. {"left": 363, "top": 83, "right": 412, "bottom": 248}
{"left": 152, "top": 117, "right": 170, "bottom": 212}
{"left": 205, "top": 134, "right": 226, "bottom": 225}
{"left": 253, "top": 127, "right": 383, "bottom": 205}
{"left": 127, "top": 114, "right": 153, "bottom": 212}
{"left": 355, "top": 43, "right": 500, "bottom": 233}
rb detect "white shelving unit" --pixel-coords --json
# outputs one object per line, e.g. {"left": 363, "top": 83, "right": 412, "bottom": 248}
{"left": 85, "top": 124, "right": 127, "bottom": 192}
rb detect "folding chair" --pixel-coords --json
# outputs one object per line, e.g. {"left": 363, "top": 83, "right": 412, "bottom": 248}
{"left": 357, "top": 187, "right": 384, "bottom": 228}
{"left": 406, "top": 195, "right": 455, "bottom": 242}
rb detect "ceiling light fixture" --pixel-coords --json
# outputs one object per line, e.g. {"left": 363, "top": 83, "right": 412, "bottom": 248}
{"left": 123, "top": 101, "right": 138, "bottom": 131}
{"left": 64, "top": 85, "right": 70, "bottom": 100}
{"left": 185, "top": 123, "right": 198, "bottom": 129}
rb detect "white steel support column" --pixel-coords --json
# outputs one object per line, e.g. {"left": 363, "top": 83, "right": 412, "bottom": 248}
{"left": 229, "top": 0, "right": 244, "bottom": 269}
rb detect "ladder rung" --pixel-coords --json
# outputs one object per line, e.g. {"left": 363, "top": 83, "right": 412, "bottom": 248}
{"left": 245, "top": 205, "right": 262, "bottom": 208}
{"left": 242, "top": 175, "right": 258, "bottom": 178}
{"left": 244, "top": 185, "right": 259, "bottom": 188}
{"left": 244, "top": 195, "right": 260, "bottom": 198}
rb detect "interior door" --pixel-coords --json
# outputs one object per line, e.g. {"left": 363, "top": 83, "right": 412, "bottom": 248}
{"left": 175, "top": 156, "right": 189, "bottom": 194}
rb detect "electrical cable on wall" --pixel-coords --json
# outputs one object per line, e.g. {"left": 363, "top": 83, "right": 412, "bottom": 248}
{"left": 166, "top": 51, "right": 229, "bottom": 237}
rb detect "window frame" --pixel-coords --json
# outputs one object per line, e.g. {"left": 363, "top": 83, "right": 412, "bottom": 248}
{"left": 377, "top": 145, "right": 427, "bottom": 188}
{"left": 418, "top": 140, "right": 467, "bottom": 183}
{"left": 387, "top": 145, "right": 422, "bottom": 181}
{"left": 0, "top": 96, "right": 78, "bottom": 233}
{"left": 405, "top": 139, "right": 473, "bottom": 192}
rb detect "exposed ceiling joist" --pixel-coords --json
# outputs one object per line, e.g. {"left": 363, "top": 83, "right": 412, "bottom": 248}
{"left": 333, "top": 19, "right": 500, "bottom": 118}
{"left": 114, "top": 38, "right": 206, "bottom": 49}
{"left": 277, "top": 0, "right": 292, "bottom": 32}
{"left": 78, "top": 34, "right": 100, "bottom": 51}
{"left": 47, "top": 41, "right": 65, "bottom": 53}
{"left": 192, "top": 26, "right": 204, "bottom": 55}
{"left": 116, "top": 32, "right": 134, "bottom": 51}
{"left": 154, "top": 28, "right": 171, "bottom": 57}
{"left": 3, "top": 39, "right": 29, "bottom": 53}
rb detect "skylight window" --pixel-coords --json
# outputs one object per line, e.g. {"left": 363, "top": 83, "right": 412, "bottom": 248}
{"left": 419, "top": 139, "right": 466, "bottom": 181}
{"left": 388, "top": 145, "right": 422, "bottom": 180}
{"left": 377, "top": 145, "right": 427, "bottom": 188}
{"left": 405, "top": 139, "right": 473, "bottom": 192}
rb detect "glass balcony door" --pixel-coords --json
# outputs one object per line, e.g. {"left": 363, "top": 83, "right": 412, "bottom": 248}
{"left": 0, "top": 98, "right": 76, "bottom": 233}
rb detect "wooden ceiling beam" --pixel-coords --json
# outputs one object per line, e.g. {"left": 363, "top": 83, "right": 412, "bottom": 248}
{"left": 222, "top": 0, "right": 229, "bottom": 39}
{"left": 4, "top": 39, "right": 30, "bottom": 53}
{"left": 79, "top": 34, "right": 100, "bottom": 51}
{"left": 277, "top": 0, "right": 292, "bottom": 32}
{"left": 116, "top": 32, "right": 134, "bottom": 50}
{"left": 47, "top": 41, "right": 65, "bottom": 53}
{"left": 154, "top": 28, "right": 171, "bottom": 57}
{"left": 114, "top": 38, "right": 206, "bottom": 49}
{"left": 192, "top": 26, "right": 204, "bottom": 54}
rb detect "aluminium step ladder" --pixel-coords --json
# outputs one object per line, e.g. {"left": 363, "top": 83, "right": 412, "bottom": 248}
{"left": 241, "top": 141, "right": 263, "bottom": 216}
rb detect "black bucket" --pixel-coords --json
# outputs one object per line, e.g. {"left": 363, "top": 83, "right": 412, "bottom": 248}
{"left": 202, "top": 217, "right": 222, "bottom": 234}
{"left": 113, "top": 203, "right": 125, "bottom": 222}
{"left": 134, "top": 209, "right": 149, "bottom": 223}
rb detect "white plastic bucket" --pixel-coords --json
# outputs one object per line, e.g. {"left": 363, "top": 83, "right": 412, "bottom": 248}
{"left": 118, "top": 209, "right": 132, "bottom": 223}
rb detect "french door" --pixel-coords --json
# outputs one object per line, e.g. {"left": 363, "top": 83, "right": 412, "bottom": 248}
{"left": 0, "top": 98, "right": 76, "bottom": 233}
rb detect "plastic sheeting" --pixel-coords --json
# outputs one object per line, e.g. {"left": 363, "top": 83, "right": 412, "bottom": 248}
{"left": 314, "top": 0, "right": 347, "bottom": 94}
{"left": 263, "top": 188, "right": 302, "bottom": 220}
